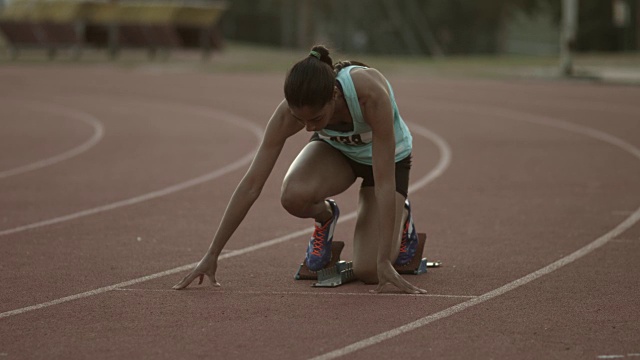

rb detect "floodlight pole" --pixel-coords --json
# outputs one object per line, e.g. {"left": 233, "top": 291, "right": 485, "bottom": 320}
{"left": 560, "top": 0, "right": 579, "bottom": 76}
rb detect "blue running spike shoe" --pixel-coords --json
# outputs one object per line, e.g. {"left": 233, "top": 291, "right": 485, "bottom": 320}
{"left": 305, "top": 199, "right": 340, "bottom": 271}
{"left": 394, "top": 199, "right": 419, "bottom": 266}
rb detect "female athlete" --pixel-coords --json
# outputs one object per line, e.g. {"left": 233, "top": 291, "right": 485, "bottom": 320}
{"left": 173, "top": 45, "right": 426, "bottom": 294}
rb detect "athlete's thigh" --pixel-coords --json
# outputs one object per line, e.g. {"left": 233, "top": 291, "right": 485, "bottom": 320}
{"left": 352, "top": 188, "right": 406, "bottom": 283}
{"left": 282, "top": 140, "right": 356, "bottom": 199}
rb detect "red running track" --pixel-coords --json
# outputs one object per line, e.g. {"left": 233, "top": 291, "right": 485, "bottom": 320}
{"left": 0, "top": 65, "right": 639, "bottom": 359}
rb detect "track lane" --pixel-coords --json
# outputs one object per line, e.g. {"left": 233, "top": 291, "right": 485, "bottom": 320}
{"left": 0, "top": 97, "right": 257, "bottom": 232}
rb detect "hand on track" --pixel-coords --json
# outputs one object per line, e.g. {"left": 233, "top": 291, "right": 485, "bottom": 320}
{"left": 371, "top": 260, "right": 427, "bottom": 294}
{"left": 173, "top": 255, "right": 220, "bottom": 290}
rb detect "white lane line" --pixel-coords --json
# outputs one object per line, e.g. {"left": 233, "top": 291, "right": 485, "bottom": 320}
{"left": 0, "top": 263, "right": 197, "bottom": 319}
{"left": 598, "top": 356, "right": 625, "bottom": 359}
{"left": 0, "top": 122, "right": 451, "bottom": 319}
{"left": 114, "top": 288, "right": 477, "bottom": 298}
{"left": 309, "top": 104, "right": 640, "bottom": 360}
{"left": 0, "top": 100, "right": 105, "bottom": 180}
{"left": 0, "top": 105, "right": 263, "bottom": 238}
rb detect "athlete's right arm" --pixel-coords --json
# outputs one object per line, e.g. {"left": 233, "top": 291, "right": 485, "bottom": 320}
{"left": 173, "top": 100, "right": 303, "bottom": 290}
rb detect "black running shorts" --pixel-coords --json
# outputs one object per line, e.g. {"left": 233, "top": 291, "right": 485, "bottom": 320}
{"left": 310, "top": 133, "right": 411, "bottom": 198}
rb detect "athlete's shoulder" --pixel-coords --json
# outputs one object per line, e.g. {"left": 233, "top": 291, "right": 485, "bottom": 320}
{"left": 274, "top": 98, "right": 290, "bottom": 115}
{"left": 265, "top": 99, "right": 303, "bottom": 139}
{"left": 351, "top": 67, "right": 389, "bottom": 99}
{"left": 272, "top": 99, "right": 298, "bottom": 121}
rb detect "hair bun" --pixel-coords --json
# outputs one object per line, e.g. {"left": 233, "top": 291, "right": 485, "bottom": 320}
{"left": 309, "top": 45, "right": 333, "bottom": 68}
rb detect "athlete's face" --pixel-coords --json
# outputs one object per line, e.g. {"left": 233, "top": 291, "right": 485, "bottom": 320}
{"left": 290, "top": 88, "right": 338, "bottom": 132}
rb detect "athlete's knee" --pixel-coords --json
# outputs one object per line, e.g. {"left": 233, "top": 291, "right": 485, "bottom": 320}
{"left": 280, "top": 182, "right": 312, "bottom": 217}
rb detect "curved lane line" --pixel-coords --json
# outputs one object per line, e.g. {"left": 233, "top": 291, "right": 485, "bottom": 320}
{"left": 310, "top": 104, "right": 640, "bottom": 360}
{"left": 0, "top": 105, "right": 264, "bottom": 238}
{"left": 0, "top": 122, "right": 452, "bottom": 319}
{"left": 0, "top": 101, "right": 105, "bottom": 180}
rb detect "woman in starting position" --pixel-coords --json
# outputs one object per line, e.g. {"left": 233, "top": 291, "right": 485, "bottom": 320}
{"left": 174, "top": 45, "right": 426, "bottom": 294}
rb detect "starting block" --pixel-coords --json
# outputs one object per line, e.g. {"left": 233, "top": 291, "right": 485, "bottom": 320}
{"left": 294, "top": 241, "right": 346, "bottom": 280}
{"left": 294, "top": 233, "right": 440, "bottom": 287}
{"left": 393, "top": 233, "right": 441, "bottom": 275}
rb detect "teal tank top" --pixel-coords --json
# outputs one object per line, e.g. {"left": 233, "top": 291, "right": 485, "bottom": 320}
{"left": 316, "top": 65, "right": 412, "bottom": 166}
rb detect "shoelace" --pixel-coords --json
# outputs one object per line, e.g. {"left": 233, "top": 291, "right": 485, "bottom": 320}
{"left": 398, "top": 220, "right": 411, "bottom": 254}
{"left": 310, "top": 220, "right": 332, "bottom": 256}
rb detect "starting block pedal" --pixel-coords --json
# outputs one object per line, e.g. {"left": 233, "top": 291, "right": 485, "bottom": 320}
{"left": 313, "top": 260, "right": 355, "bottom": 287}
{"left": 294, "top": 241, "right": 345, "bottom": 280}
{"left": 393, "top": 233, "right": 441, "bottom": 275}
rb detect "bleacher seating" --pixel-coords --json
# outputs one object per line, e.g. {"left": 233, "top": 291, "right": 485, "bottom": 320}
{"left": 0, "top": 0, "right": 227, "bottom": 59}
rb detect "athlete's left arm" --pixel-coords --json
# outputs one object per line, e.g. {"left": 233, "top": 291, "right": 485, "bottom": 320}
{"left": 357, "top": 69, "right": 397, "bottom": 262}
{"left": 357, "top": 69, "right": 427, "bottom": 294}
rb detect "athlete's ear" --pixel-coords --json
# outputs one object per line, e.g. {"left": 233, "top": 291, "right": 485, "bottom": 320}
{"left": 333, "top": 86, "right": 339, "bottom": 99}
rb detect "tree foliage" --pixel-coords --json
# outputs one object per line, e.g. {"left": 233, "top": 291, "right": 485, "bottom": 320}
{"left": 219, "top": 0, "right": 636, "bottom": 54}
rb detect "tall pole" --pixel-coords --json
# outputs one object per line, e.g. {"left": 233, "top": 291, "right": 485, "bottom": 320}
{"left": 560, "top": 0, "right": 578, "bottom": 76}
{"left": 637, "top": 0, "right": 640, "bottom": 50}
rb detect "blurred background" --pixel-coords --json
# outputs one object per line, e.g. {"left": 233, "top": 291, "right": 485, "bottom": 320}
{"left": 0, "top": 0, "right": 638, "bottom": 79}
{"left": 223, "top": 0, "right": 638, "bottom": 56}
